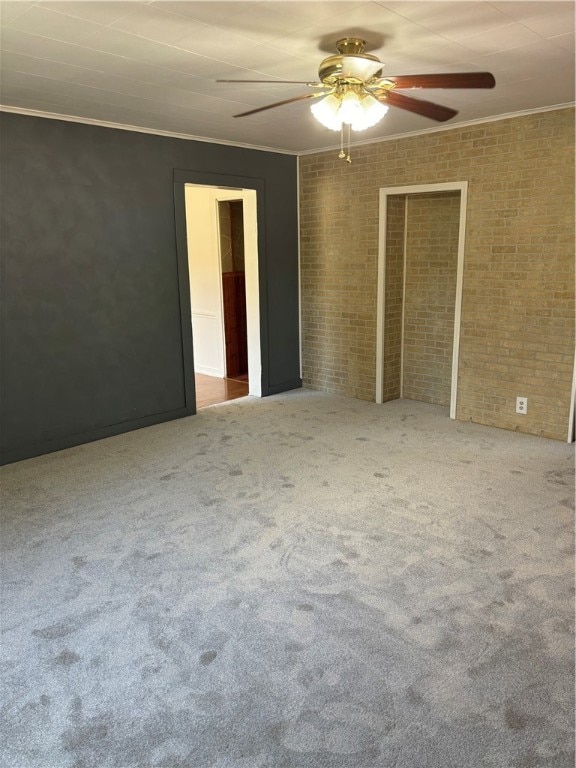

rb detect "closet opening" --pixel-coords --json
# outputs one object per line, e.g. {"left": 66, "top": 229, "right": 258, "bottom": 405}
{"left": 376, "top": 182, "right": 468, "bottom": 418}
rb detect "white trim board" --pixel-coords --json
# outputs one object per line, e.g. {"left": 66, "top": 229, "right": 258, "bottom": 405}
{"left": 376, "top": 182, "right": 468, "bottom": 421}
{"left": 297, "top": 103, "right": 575, "bottom": 156}
{"left": 568, "top": 352, "right": 576, "bottom": 443}
{"left": 3, "top": 103, "right": 573, "bottom": 159}
{"left": 0, "top": 105, "right": 298, "bottom": 156}
{"left": 194, "top": 365, "right": 224, "bottom": 378}
{"left": 399, "top": 198, "right": 409, "bottom": 400}
{"left": 296, "top": 155, "right": 303, "bottom": 381}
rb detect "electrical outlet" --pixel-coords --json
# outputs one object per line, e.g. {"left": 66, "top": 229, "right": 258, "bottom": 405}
{"left": 516, "top": 397, "right": 528, "bottom": 415}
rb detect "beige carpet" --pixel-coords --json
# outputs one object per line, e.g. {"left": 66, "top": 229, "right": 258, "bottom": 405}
{"left": 1, "top": 391, "right": 574, "bottom": 768}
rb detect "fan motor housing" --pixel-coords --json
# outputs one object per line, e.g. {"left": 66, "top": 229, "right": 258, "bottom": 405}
{"left": 318, "top": 38, "right": 383, "bottom": 85}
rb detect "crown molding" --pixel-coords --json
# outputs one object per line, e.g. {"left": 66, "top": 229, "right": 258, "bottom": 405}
{"left": 1, "top": 102, "right": 573, "bottom": 158}
{"left": 297, "top": 102, "right": 576, "bottom": 156}
{"left": 0, "top": 105, "right": 299, "bottom": 156}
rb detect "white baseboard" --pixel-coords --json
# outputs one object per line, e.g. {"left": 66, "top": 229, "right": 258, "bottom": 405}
{"left": 194, "top": 365, "right": 225, "bottom": 378}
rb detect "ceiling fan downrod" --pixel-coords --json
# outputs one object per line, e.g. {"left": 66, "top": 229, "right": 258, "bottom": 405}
{"left": 335, "top": 37, "right": 367, "bottom": 55}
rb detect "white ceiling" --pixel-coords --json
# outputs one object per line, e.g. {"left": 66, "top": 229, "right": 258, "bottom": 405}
{"left": 0, "top": 1, "right": 574, "bottom": 153}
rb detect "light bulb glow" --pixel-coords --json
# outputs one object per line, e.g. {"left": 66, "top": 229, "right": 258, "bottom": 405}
{"left": 311, "top": 90, "right": 389, "bottom": 132}
{"left": 310, "top": 94, "right": 342, "bottom": 131}
{"left": 351, "top": 94, "right": 389, "bottom": 131}
{"left": 338, "top": 91, "right": 363, "bottom": 125}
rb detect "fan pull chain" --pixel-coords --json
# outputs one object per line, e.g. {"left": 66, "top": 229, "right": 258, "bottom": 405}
{"left": 338, "top": 125, "right": 345, "bottom": 159}
{"left": 346, "top": 123, "right": 352, "bottom": 163}
{"left": 337, "top": 124, "right": 353, "bottom": 163}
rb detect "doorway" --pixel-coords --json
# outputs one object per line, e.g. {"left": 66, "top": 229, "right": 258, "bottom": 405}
{"left": 195, "top": 198, "right": 249, "bottom": 409}
{"left": 183, "top": 183, "right": 261, "bottom": 409}
{"left": 376, "top": 182, "right": 468, "bottom": 418}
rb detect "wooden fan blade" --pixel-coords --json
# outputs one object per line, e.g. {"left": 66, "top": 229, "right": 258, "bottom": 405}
{"left": 234, "top": 92, "right": 323, "bottom": 118}
{"left": 386, "top": 72, "right": 496, "bottom": 89}
{"left": 383, "top": 91, "right": 458, "bottom": 122}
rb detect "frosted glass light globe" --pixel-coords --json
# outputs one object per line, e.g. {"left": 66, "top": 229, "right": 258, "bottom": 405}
{"left": 310, "top": 94, "right": 342, "bottom": 131}
{"left": 351, "top": 94, "right": 389, "bottom": 131}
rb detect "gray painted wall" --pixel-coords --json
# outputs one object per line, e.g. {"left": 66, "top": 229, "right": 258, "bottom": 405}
{"left": 0, "top": 113, "right": 300, "bottom": 463}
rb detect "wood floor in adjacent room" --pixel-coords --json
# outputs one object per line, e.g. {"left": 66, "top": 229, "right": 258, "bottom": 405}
{"left": 194, "top": 372, "right": 248, "bottom": 409}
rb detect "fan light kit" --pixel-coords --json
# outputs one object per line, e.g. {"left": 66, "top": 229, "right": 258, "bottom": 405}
{"left": 310, "top": 90, "right": 389, "bottom": 132}
{"left": 218, "top": 37, "right": 495, "bottom": 163}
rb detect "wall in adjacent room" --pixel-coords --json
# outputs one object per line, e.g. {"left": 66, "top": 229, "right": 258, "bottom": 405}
{"left": 230, "top": 201, "right": 245, "bottom": 273}
{"left": 300, "top": 108, "right": 575, "bottom": 440}
{"left": 0, "top": 112, "right": 300, "bottom": 463}
{"left": 218, "top": 202, "right": 234, "bottom": 274}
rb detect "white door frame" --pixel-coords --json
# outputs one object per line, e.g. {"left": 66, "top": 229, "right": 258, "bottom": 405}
{"left": 214, "top": 197, "right": 236, "bottom": 380}
{"left": 568, "top": 358, "right": 575, "bottom": 442}
{"left": 376, "top": 181, "right": 468, "bottom": 419}
{"left": 186, "top": 184, "right": 261, "bottom": 397}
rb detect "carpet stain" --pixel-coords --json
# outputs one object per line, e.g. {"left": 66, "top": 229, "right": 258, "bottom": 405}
{"left": 505, "top": 705, "right": 529, "bottom": 731}
{"left": 69, "top": 696, "right": 83, "bottom": 723}
{"left": 285, "top": 641, "right": 304, "bottom": 652}
{"left": 406, "top": 686, "right": 425, "bottom": 706}
{"left": 53, "top": 649, "right": 81, "bottom": 666}
{"left": 200, "top": 650, "right": 217, "bottom": 665}
{"left": 512, "top": 751, "right": 540, "bottom": 768}
{"left": 545, "top": 467, "right": 575, "bottom": 486}
{"left": 61, "top": 723, "right": 109, "bottom": 751}
{"left": 33, "top": 623, "right": 73, "bottom": 640}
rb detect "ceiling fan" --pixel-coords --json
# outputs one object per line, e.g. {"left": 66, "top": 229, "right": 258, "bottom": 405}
{"left": 218, "top": 38, "right": 496, "bottom": 161}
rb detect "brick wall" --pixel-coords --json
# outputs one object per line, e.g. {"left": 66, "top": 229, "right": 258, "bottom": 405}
{"left": 299, "top": 107, "right": 575, "bottom": 440}
{"left": 402, "top": 192, "right": 460, "bottom": 407}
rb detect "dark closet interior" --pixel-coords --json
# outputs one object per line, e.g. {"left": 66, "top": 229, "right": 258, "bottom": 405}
{"left": 219, "top": 200, "right": 248, "bottom": 379}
